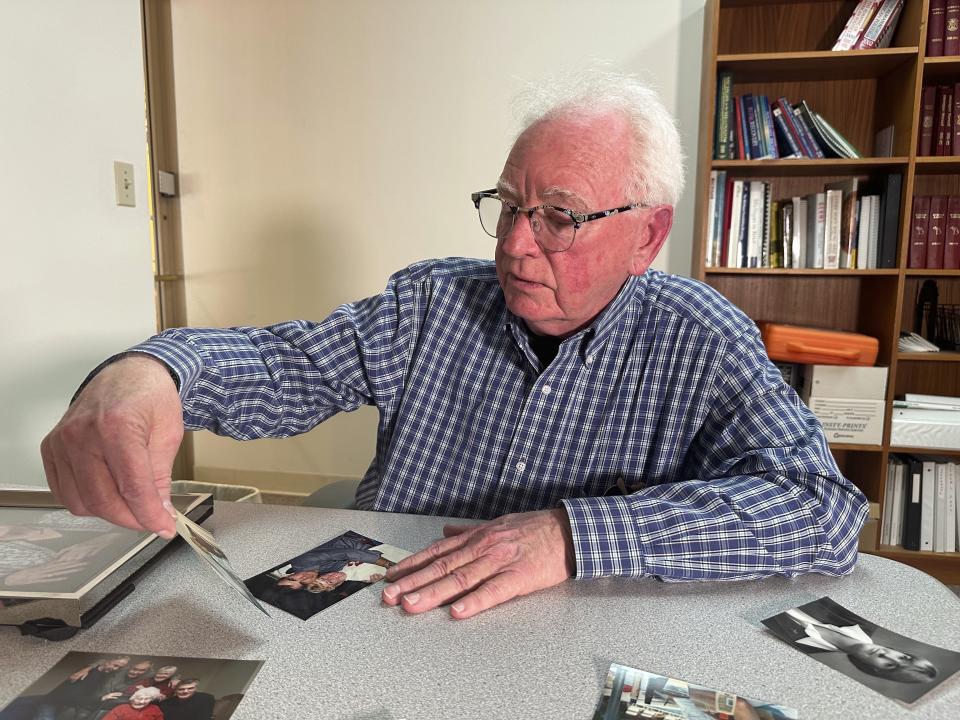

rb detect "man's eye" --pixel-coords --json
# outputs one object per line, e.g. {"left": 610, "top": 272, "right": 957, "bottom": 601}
{"left": 544, "top": 208, "right": 575, "bottom": 226}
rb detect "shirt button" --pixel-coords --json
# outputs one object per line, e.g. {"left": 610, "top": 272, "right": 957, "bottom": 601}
{"left": 586, "top": 355, "right": 594, "bottom": 365}
{"left": 542, "top": 385, "right": 552, "bottom": 395}
{"left": 516, "top": 460, "right": 527, "bottom": 472}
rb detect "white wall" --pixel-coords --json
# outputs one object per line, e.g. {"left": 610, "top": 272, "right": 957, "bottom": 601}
{"left": 0, "top": 1, "right": 156, "bottom": 486}
{"left": 168, "top": 0, "right": 707, "bottom": 488}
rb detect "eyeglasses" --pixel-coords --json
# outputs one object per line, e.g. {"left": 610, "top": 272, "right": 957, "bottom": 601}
{"left": 471, "top": 189, "right": 648, "bottom": 253}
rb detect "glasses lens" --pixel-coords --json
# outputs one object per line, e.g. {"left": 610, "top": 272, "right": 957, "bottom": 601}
{"left": 478, "top": 196, "right": 511, "bottom": 238}
{"left": 535, "top": 207, "right": 577, "bottom": 252}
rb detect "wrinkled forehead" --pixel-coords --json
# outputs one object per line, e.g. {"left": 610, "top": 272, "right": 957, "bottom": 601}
{"left": 501, "top": 111, "right": 633, "bottom": 205}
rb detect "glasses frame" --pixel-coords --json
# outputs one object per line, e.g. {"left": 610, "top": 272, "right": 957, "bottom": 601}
{"left": 470, "top": 189, "right": 650, "bottom": 253}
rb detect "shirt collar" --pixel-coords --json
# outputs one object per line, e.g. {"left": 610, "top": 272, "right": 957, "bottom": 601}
{"left": 503, "top": 272, "right": 649, "bottom": 363}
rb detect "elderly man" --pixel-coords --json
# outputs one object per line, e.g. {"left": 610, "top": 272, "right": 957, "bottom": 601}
{"left": 41, "top": 72, "right": 866, "bottom": 619}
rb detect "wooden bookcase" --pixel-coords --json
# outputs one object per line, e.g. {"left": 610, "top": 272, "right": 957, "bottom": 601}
{"left": 692, "top": 0, "right": 960, "bottom": 583}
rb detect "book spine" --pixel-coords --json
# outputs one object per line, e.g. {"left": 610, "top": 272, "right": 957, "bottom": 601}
{"left": 706, "top": 171, "right": 718, "bottom": 267}
{"left": 946, "top": 195, "right": 960, "bottom": 269}
{"left": 824, "top": 189, "right": 843, "bottom": 269}
{"left": 954, "top": 82, "right": 960, "bottom": 154}
{"left": 948, "top": 463, "right": 957, "bottom": 552}
{"left": 735, "top": 96, "right": 748, "bottom": 159}
{"left": 747, "top": 180, "right": 765, "bottom": 267}
{"left": 795, "top": 197, "right": 808, "bottom": 268}
{"left": 874, "top": 0, "right": 905, "bottom": 48}
{"left": 936, "top": 462, "right": 948, "bottom": 552}
{"left": 856, "top": 0, "right": 904, "bottom": 49}
{"left": 744, "top": 95, "right": 764, "bottom": 160}
{"left": 715, "top": 72, "right": 734, "bottom": 160}
{"left": 727, "top": 180, "right": 743, "bottom": 267}
{"left": 936, "top": 85, "right": 954, "bottom": 156}
{"left": 808, "top": 192, "right": 826, "bottom": 268}
{"left": 760, "top": 95, "right": 779, "bottom": 159}
{"left": 771, "top": 106, "right": 802, "bottom": 157}
{"left": 919, "top": 85, "right": 937, "bottom": 156}
{"left": 738, "top": 182, "right": 750, "bottom": 267}
{"left": 946, "top": 0, "right": 960, "bottom": 55}
{"left": 713, "top": 171, "right": 726, "bottom": 267}
{"left": 868, "top": 194, "right": 881, "bottom": 268}
{"left": 928, "top": 0, "right": 948, "bottom": 56}
{"left": 857, "top": 197, "right": 871, "bottom": 269}
{"left": 720, "top": 177, "right": 734, "bottom": 266}
{"left": 928, "top": 195, "right": 948, "bottom": 268}
{"left": 782, "top": 202, "right": 793, "bottom": 268}
{"left": 904, "top": 460, "right": 922, "bottom": 551}
{"left": 910, "top": 195, "right": 931, "bottom": 268}
{"left": 834, "top": 0, "right": 883, "bottom": 50}
{"left": 921, "top": 460, "right": 935, "bottom": 552}
{"left": 878, "top": 173, "right": 902, "bottom": 268}
{"left": 793, "top": 107, "right": 824, "bottom": 158}
{"left": 776, "top": 97, "right": 811, "bottom": 157}
{"left": 769, "top": 199, "right": 781, "bottom": 268}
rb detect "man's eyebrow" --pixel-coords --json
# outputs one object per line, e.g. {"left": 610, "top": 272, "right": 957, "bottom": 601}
{"left": 495, "top": 178, "right": 518, "bottom": 198}
{"left": 543, "top": 186, "right": 588, "bottom": 209}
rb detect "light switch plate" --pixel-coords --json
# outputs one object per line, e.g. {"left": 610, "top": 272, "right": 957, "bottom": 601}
{"left": 114, "top": 161, "right": 135, "bottom": 207}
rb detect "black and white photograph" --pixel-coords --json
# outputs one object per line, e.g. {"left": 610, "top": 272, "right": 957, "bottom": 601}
{"left": 173, "top": 511, "right": 271, "bottom": 617}
{"left": 762, "top": 596, "right": 960, "bottom": 703}
{"left": 593, "top": 662, "right": 799, "bottom": 719}
{"left": 244, "top": 530, "right": 411, "bottom": 620}
{"left": 0, "top": 651, "right": 263, "bottom": 720}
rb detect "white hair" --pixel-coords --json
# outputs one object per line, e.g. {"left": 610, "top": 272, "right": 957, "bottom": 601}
{"left": 130, "top": 687, "right": 162, "bottom": 703}
{"left": 513, "top": 68, "right": 685, "bottom": 207}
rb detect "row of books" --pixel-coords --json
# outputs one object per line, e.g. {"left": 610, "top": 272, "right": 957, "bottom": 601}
{"left": 712, "top": 78, "right": 860, "bottom": 161}
{"left": 704, "top": 172, "right": 901, "bottom": 269}
{"left": 917, "top": 84, "right": 960, "bottom": 156}
{"left": 883, "top": 453, "right": 959, "bottom": 553}
{"left": 908, "top": 195, "right": 960, "bottom": 269}
{"left": 832, "top": 0, "right": 905, "bottom": 51}
{"left": 926, "top": 0, "right": 960, "bottom": 57}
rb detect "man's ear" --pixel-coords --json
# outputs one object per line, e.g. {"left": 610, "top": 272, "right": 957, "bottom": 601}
{"left": 629, "top": 205, "right": 674, "bottom": 275}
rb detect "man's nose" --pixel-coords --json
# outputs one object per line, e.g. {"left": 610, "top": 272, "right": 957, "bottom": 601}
{"left": 499, "top": 212, "right": 541, "bottom": 257}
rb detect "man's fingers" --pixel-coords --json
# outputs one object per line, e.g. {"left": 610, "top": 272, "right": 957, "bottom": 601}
{"left": 384, "top": 531, "right": 472, "bottom": 582}
{"left": 382, "top": 541, "right": 481, "bottom": 606}
{"left": 103, "top": 426, "right": 177, "bottom": 538}
{"left": 388, "top": 555, "right": 510, "bottom": 615}
{"left": 449, "top": 573, "right": 520, "bottom": 619}
{"left": 46, "top": 435, "right": 91, "bottom": 518}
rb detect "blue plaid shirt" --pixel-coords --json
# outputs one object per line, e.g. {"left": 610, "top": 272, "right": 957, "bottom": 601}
{"left": 132, "top": 258, "right": 867, "bottom": 581}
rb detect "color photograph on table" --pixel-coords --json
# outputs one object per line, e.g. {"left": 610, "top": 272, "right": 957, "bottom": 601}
{"left": 593, "top": 662, "right": 798, "bottom": 719}
{"left": 0, "top": 651, "right": 263, "bottom": 720}
{"left": 244, "top": 530, "right": 411, "bottom": 620}
{"left": 762, "top": 596, "right": 960, "bottom": 704}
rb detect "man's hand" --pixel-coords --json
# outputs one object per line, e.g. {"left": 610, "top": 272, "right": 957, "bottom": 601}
{"left": 40, "top": 355, "right": 184, "bottom": 539}
{"left": 380, "top": 508, "right": 575, "bottom": 619}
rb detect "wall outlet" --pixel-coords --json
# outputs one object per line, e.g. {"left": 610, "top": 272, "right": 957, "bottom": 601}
{"left": 114, "top": 161, "right": 135, "bottom": 207}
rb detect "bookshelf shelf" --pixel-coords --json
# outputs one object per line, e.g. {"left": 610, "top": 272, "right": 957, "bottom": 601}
{"left": 695, "top": 0, "right": 959, "bottom": 582}
{"left": 705, "top": 267, "right": 898, "bottom": 276}
{"left": 897, "top": 352, "right": 960, "bottom": 361}
{"left": 712, "top": 158, "right": 909, "bottom": 176}
{"left": 718, "top": 48, "right": 918, "bottom": 81}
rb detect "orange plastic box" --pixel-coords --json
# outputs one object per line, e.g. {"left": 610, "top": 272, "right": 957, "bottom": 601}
{"left": 757, "top": 322, "right": 879, "bottom": 366}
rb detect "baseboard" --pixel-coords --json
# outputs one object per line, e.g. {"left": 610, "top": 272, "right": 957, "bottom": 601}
{"left": 192, "top": 466, "right": 361, "bottom": 496}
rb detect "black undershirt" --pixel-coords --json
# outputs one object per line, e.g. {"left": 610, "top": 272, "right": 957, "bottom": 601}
{"left": 528, "top": 332, "right": 562, "bottom": 368}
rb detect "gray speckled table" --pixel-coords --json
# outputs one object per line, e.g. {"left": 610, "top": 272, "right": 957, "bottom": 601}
{"left": 2, "top": 501, "right": 960, "bottom": 719}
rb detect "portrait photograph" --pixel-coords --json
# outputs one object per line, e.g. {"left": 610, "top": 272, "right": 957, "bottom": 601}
{"left": 593, "top": 663, "right": 798, "bottom": 719}
{"left": 0, "top": 495, "right": 207, "bottom": 599}
{"left": 0, "top": 650, "right": 263, "bottom": 720}
{"left": 762, "top": 596, "right": 960, "bottom": 703}
{"left": 244, "top": 530, "right": 411, "bottom": 620}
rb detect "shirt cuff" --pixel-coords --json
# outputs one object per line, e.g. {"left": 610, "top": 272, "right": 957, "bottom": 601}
{"left": 561, "top": 495, "right": 645, "bottom": 579}
{"left": 127, "top": 335, "right": 206, "bottom": 400}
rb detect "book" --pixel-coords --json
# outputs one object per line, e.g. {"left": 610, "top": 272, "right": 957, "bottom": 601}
{"left": 792, "top": 104, "right": 825, "bottom": 158}
{"left": 735, "top": 95, "right": 746, "bottom": 159}
{"left": 747, "top": 180, "right": 766, "bottom": 267}
{"left": 909, "top": 195, "right": 931, "bottom": 268}
{"left": 806, "top": 191, "right": 826, "bottom": 268}
{"left": 712, "top": 171, "right": 727, "bottom": 267}
{"left": 936, "top": 460, "right": 949, "bottom": 551}
{"left": 706, "top": 171, "right": 718, "bottom": 267}
{"left": 776, "top": 97, "right": 813, "bottom": 158}
{"left": 919, "top": 85, "right": 937, "bottom": 156}
{"left": 834, "top": 0, "right": 884, "bottom": 50}
{"left": 759, "top": 95, "right": 779, "bottom": 159}
{"left": 856, "top": 0, "right": 904, "bottom": 49}
{"left": 928, "top": 195, "right": 948, "bottom": 268}
{"left": 781, "top": 201, "right": 793, "bottom": 268}
{"left": 948, "top": 462, "right": 957, "bottom": 552}
{"left": 903, "top": 456, "right": 923, "bottom": 550}
{"left": 954, "top": 82, "right": 960, "bottom": 155}
{"left": 823, "top": 188, "right": 844, "bottom": 269}
{"left": 945, "top": 195, "right": 960, "bottom": 269}
{"left": 793, "top": 196, "right": 807, "bottom": 268}
{"left": 935, "top": 85, "right": 954, "bottom": 156}
{"left": 771, "top": 105, "right": 802, "bottom": 158}
{"left": 877, "top": 173, "right": 902, "bottom": 268}
{"left": 866, "top": 194, "right": 881, "bottom": 268}
{"left": 928, "top": 0, "right": 948, "bottom": 56}
{"left": 721, "top": 176, "right": 735, "bottom": 266}
{"left": 891, "top": 457, "right": 906, "bottom": 545}
{"left": 743, "top": 94, "right": 764, "bottom": 160}
{"left": 874, "top": 124, "right": 895, "bottom": 157}
{"left": 921, "top": 458, "right": 936, "bottom": 551}
{"left": 714, "top": 72, "right": 734, "bottom": 160}
{"left": 905, "top": 392, "right": 960, "bottom": 405}
{"left": 882, "top": 457, "right": 899, "bottom": 544}
{"left": 856, "top": 197, "right": 872, "bottom": 269}
{"left": 799, "top": 100, "right": 839, "bottom": 158}
{"left": 770, "top": 200, "right": 781, "bottom": 268}
{"left": 813, "top": 112, "right": 862, "bottom": 158}
{"left": 826, "top": 178, "right": 859, "bottom": 268}
{"left": 946, "top": 0, "right": 960, "bottom": 55}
